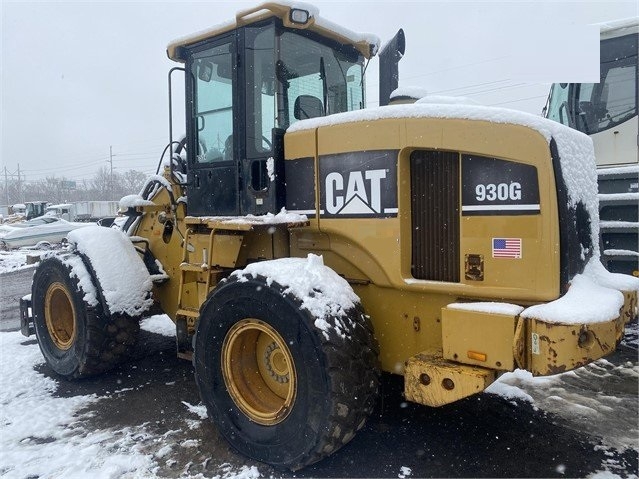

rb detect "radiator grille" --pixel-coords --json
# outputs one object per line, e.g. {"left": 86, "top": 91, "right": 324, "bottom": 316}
{"left": 410, "top": 150, "right": 460, "bottom": 282}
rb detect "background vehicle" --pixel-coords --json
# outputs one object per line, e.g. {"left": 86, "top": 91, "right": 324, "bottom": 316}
{"left": 45, "top": 201, "right": 119, "bottom": 223}
{"left": 21, "top": 2, "right": 638, "bottom": 471}
{"left": 0, "top": 216, "right": 90, "bottom": 249}
{"left": 543, "top": 18, "right": 638, "bottom": 276}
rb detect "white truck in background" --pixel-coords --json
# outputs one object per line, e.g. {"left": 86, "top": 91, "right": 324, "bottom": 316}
{"left": 45, "top": 201, "right": 119, "bottom": 223}
{"left": 543, "top": 18, "right": 638, "bottom": 277}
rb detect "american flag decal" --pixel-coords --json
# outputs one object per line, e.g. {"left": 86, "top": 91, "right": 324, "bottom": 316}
{"left": 492, "top": 238, "right": 522, "bottom": 258}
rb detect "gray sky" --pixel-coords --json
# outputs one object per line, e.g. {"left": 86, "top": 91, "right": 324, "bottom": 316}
{"left": 2, "top": 1, "right": 637, "bottom": 187}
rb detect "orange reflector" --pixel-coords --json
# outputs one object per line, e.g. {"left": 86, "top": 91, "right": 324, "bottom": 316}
{"left": 467, "top": 350, "right": 487, "bottom": 362}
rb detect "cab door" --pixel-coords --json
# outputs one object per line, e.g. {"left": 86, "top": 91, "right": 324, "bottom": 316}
{"left": 186, "top": 35, "right": 239, "bottom": 216}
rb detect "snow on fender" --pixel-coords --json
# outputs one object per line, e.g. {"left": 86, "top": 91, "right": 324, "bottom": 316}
{"left": 67, "top": 226, "right": 154, "bottom": 317}
{"left": 231, "top": 253, "right": 360, "bottom": 339}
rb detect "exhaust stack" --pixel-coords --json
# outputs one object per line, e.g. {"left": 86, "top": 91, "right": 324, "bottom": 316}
{"left": 378, "top": 29, "right": 405, "bottom": 107}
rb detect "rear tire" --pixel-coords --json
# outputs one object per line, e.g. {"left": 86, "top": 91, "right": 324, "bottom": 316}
{"left": 32, "top": 255, "right": 139, "bottom": 379}
{"left": 194, "top": 274, "right": 380, "bottom": 470}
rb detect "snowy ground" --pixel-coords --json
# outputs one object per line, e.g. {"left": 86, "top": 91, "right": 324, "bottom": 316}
{"left": 0, "top": 248, "right": 637, "bottom": 478}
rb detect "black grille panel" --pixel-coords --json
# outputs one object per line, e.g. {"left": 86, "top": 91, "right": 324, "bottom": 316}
{"left": 411, "top": 151, "right": 460, "bottom": 282}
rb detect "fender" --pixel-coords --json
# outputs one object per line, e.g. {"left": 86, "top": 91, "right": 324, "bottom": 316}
{"left": 67, "top": 226, "right": 155, "bottom": 318}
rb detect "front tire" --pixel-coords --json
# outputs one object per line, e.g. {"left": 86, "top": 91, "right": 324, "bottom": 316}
{"left": 194, "top": 275, "right": 380, "bottom": 470}
{"left": 32, "top": 255, "right": 139, "bottom": 379}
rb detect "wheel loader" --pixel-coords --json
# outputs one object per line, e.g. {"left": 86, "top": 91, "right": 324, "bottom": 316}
{"left": 20, "top": 2, "right": 639, "bottom": 471}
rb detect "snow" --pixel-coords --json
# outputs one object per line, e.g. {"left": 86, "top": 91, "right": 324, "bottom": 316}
{"left": 447, "top": 302, "right": 524, "bottom": 316}
{"left": 199, "top": 208, "right": 307, "bottom": 226}
{"left": 119, "top": 194, "right": 155, "bottom": 209}
{"left": 231, "top": 254, "right": 359, "bottom": 338}
{"left": 488, "top": 357, "right": 639, "bottom": 453}
{"left": 603, "top": 249, "right": 639, "bottom": 257}
{"left": 60, "top": 251, "right": 99, "bottom": 307}
{"left": 266, "top": 156, "right": 275, "bottom": 182}
{"left": 398, "top": 465, "right": 412, "bottom": 478}
{"left": 415, "top": 95, "right": 480, "bottom": 105}
{"left": 521, "top": 271, "right": 624, "bottom": 324}
{"left": 600, "top": 221, "right": 639, "bottom": 229}
{"left": 390, "top": 87, "right": 479, "bottom": 106}
{"left": 0, "top": 249, "right": 33, "bottom": 272}
{"left": 598, "top": 192, "right": 639, "bottom": 201}
{"left": 597, "top": 164, "right": 639, "bottom": 176}
{"left": 0, "top": 326, "right": 262, "bottom": 479}
{"left": 140, "top": 314, "right": 175, "bottom": 337}
{"left": 68, "top": 227, "right": 154, "bottom": 316}
{"left": 583, "top": 257, "right": 639, "bottom": 293}
{"left": 390, "top": 86, "right": 429, "bottom": 100}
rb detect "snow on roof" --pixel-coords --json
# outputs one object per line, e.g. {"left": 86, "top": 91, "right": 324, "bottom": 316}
{"left": 46, "top": 203, "right": 73, "bottom": 209}
{"left": 67, "top": 227, "right": 154, "bottom": 317}
{"left": 231, "top": 254, "right": 359, "bottom": 339}
{"left": 288, "top": 102, "right": 600, "bottom": 255}
{"left": 167, "top": 1, "right": 379, "bottom": 60}
{"left": 597, "top": 17, "right": 639, "bottom": 38}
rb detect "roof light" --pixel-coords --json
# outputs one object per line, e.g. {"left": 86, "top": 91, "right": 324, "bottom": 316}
{"left": 289, "top": 8, "right": 310, "bottom": 25}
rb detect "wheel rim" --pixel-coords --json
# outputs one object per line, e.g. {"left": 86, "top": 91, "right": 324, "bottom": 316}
{"left": 44, "top": 282, "right": 76, "bottom": 350}
{"left": 222, "top": 319, "right": 296, "bottom": 425}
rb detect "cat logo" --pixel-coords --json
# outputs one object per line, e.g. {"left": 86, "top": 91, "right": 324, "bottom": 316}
{"left": 313, "top": 150, "right": 398, "bottom": 219}
{"left": 325, "top": 169, "right": 389, "bottom": 215}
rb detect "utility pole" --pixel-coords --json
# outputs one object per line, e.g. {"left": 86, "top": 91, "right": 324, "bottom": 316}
{"left": 109, "top": 145, "right": 114, "bottom": 200}
{"left": 17, "top": 163, "right": 22, "bottom": 203}
{"left": 4, "top": 167, "right": 8, "bottom": 206}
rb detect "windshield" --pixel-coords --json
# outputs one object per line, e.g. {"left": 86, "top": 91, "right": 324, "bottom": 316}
{"left": 573, "top": 33, "right": 637, "bottom": 135}
{"left": 544, "top": 32, "right": 637, "bottom": 134}
{"left": 276, "top": 30, "right": 364, "bottom": 129}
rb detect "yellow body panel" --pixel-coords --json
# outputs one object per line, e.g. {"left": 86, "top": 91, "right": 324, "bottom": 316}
{"left": 441, "top": 308, "right": 517, "bottom": 371}
{"left": 127, "top": 111, "right": 631, "bottom": 408}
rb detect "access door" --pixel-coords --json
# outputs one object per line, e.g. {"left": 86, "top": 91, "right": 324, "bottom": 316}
{"left": 186, "top": 36, "right": 239, "bottom": 216}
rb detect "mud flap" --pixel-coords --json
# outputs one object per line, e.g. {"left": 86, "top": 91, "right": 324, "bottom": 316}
{"left": 20, "top": 295, "right": 34, "bottom": 337}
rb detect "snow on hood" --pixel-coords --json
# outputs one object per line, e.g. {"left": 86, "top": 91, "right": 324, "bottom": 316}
{"left": 67, "top": 227, "right": 154, "bottom": 317}
{"left": 231, "top": 254, "right": 359, "bottom": 339}
{"left": 288, "top": 102, "right": 600, "bottom": 255}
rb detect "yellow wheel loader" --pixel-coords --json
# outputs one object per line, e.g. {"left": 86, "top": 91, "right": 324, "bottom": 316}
{"left": 21, "top": 2, "right": 639, "bottom": 470}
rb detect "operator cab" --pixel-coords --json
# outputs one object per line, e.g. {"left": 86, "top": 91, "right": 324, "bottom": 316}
{"left": 168, "top": 3, "right": 375, "bottom": 216}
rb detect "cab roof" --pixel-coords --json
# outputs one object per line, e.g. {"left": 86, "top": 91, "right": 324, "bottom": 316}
{"left": 166, "top": 1, "right": 380, "bottom": 62}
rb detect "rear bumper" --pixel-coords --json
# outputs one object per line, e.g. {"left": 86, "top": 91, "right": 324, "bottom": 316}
{"left": 404, "top": 289, "right": 636, "bottom": 407}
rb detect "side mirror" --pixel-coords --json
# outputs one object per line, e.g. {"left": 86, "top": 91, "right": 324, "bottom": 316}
{"left": 294, "top": 95, "right": 324, "bottom": 120}
{"left": 198, "top": 60, "right": 214, "bottom": 82}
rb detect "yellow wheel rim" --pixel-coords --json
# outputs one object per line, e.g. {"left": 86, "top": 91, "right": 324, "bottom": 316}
{"left": 44, "top": 282, "right": 77, "bottom": 350}
{"left": 222, "top": 319, "right": 296, "bottom": 425}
